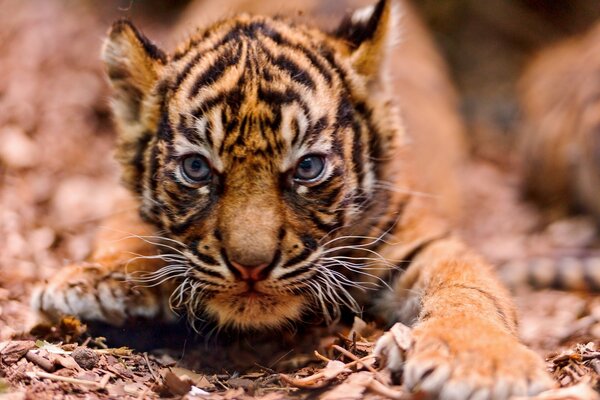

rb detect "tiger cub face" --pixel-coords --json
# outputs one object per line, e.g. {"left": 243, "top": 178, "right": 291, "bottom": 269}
{"left": 102, "top": 0, "right": 402, "bottom": 329}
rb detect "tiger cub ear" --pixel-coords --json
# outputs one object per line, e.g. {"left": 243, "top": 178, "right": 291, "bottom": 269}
{"left": 333, "top": 0, "right": 397, "bottom": 81}
{"left": 101, "top": 19, "right": 166, "bottom": 129}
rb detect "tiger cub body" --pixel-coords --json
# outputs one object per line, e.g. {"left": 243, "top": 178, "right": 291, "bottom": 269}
{"left": 519, "top": 21, "right": 600, "bottom": 221}
{"left": 32, "top": 1, "right": 552, "bottom": 398}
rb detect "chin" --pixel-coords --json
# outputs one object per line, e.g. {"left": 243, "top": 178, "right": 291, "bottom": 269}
{"left": 204, "top": 291, "right": 307, "bottom": 330}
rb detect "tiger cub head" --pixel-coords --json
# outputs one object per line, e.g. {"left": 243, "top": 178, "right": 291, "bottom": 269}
{"left": 102, "top": 0, "right": 404, "bottom": 329}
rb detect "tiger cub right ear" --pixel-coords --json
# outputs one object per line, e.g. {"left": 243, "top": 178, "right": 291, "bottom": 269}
{"left": 333, "top": 0, "right": 397, "bottom": 83}
{"left": 102, "top": 20, "right": 166, "bottom": 129}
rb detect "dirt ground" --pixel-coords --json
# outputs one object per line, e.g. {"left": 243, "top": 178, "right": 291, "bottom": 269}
{"left": 1, "top": 1, "right": 600, "bottom": 399}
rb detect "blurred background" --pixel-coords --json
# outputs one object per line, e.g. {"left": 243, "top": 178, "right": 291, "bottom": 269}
{"left": 1, "top": 0, "right": 600, "bottom": 366}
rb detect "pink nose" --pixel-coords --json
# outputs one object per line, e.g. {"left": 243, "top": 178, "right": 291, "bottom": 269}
{"left": 230, "top": 261, "right": 269, "bottom": 281}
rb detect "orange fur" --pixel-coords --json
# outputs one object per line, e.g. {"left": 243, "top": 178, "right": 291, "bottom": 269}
{"left": 32, "top": 2, "right": 552, "bottom": 398}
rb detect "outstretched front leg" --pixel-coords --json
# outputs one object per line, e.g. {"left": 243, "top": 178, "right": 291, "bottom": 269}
{"left": 375, "top": 236, "right": 554, "bottom": 399}
{"left": 32, "top": 190, "right": 177, "bottom": 326}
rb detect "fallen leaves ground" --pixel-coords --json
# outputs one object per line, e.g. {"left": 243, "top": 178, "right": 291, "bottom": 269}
{"left": 1, "top": 1, "right": 600, "bottom": 399}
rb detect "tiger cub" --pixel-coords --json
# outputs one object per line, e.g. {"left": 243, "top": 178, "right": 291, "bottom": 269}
{"left": 519, "top": 22, "right": 600, "bottom": 222}
{"left": 32, "top": 0, "right": 552, "bottom": 398}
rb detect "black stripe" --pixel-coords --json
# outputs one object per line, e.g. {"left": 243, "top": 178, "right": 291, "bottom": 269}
{"left": 550, "top": 259, "right": 566, "bottom": 290}
{"left": 309, "top": 210, "right": 340, "bottom": 234}
{"left": 332, "top": 0, "right": 387, "bottom": 49}
{"left": 146, "top": 138, "right": 162, "bottom": 221}
{"left": 583, "top": 259, "right": 600, "bottom": 291}
{"left": 110, "top": 19, "right": 167, "bottom": 63}
{"left": 351, "top": 118, "right": 366, "bottom": 191}
{"left": 442, "top": 284, "right": 515, "bottom": 330}
{"left": 259, "top": 43, "right": 316, "bottom": 90}
{"left": 257, "top": 86, "right": 310, "bottom": 116}
{"left": 388, "top": 234, "right": 450, "bottom": 283}
{"left": 261, "top": 250, "right": 282, "bottom": 279}
{"left": 213, "top": 229, "right": 223, "bottom": 241}
{"left": 336, "top": 95, "right": 354, "bottom": 128}
{"left": 177, "top": 115, "right": 205, "bottom": 147}
{"left": 192, "top": 264, "right": 225, "bottom": 280}
{"left": 131, "top": 133, "right": 154, "bottom": 194}
{"left": 191, "top": 87, "right": 245, "bottom": 122}
{"left": 188, "top": 239, "right": 220, "bottom": 267}
{"left": 259, "top": 34, "right": 335, "bottom": 86}
{"left": 282, "top": 247, "right": 313, "bottom": 268}
{"left": 168, "top": 202, "right": 216, "bottom": 236}
{"left": 188, "top": 43, "right": 244, "bottom": 99}
{"left": 279, "top": 264, "right": 313, "bottom": 281}
{"left": 173, "top": 35, "right": 242, "bottom": 89}
{"left": 205, "top": 119, "right": 214, "bottom": 148}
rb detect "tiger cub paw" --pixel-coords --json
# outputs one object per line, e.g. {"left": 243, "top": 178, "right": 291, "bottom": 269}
{"left": 375, "top": 319, "right": 554, "bottom": 400}
{"left": 31, "top": 262, "right": 171, "bottom": 326}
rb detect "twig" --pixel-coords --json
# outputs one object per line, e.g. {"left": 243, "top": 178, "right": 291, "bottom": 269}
{"left": 313, "top": 350, "right": 331, "bottom": 363}
{"left": 26, "top": 371, "right": 101, "bottom": 388}
{"left": 253, "top": 363, "right": 276, "bottom": 374}
{"left": 332, "top": 345, "right": 381, "bottom": 378}
{"left": 99, "top": 373, "right": 112, "bottom": 389}
{"left": 143, "top": 352, "right": 159, "bottom": 383}
{"left": 25, "top": 351, "right": 56, "bottom": 372}
{"left": 280, "top": 355, "right": 376, "bottom": 388}
{"left": 214, "top": 377, "right": 229, "bottom": 391}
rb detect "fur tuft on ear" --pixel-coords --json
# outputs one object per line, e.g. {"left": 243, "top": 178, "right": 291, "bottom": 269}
{"left": 333, "top": 0, "right": 399, "bottom": 80}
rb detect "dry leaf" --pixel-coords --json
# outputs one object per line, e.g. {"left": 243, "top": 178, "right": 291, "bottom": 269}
{"left": 319, "top": 372, "right": 372, "bottom": 400}
{"left": 0, "top": 341, "right": 36, "bottom": 365}
{"left": 188, "top": 386, "right": 210, "bottom": 396}
{"left": 170, "top": 367, "right": 215, "bottom": 390}
{"left": 34, "top": 340, "right": 69, "bottom": 355}
{"left": 123, "top": 383, "right": 146, "bottom": 396}
{"left": 322, "top": 360, "right": 351, "bottom": 380}
{"left": 227, "top": 377, "right": 254, "bottom": 390}
{"left": 164, "top": 370, "right": 193, "bottom": 396}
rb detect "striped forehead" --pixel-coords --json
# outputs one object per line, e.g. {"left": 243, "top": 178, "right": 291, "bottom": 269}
{"left": 167, "top": 16, "right": 344, "bottom": 170}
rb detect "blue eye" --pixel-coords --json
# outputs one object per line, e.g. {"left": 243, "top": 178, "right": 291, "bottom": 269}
{"left": 294, "top": 155, "right": 326, "bottom": 182}
{"left": 181, "top": 155, "right": 211, "bottom": 183}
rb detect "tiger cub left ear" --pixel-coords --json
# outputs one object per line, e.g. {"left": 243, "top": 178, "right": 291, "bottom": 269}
{"left": 102, "top": 19, "right": 167, "bottom": 128}
{"left": 333, "top": 0, "right": 397, "bottom": 81}
{"left": 102, "top": 20, "right": 167, "bottom": 195}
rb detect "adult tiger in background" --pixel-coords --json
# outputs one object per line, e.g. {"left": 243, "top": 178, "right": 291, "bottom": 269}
{"left": 509, "top": 22, "right": 600, "bottom": 291}
{"left": 32, "top": 0, "right": 552, "bottom": 398}
{"left": 519, "top": 22, "right": 600, "bottom": 223}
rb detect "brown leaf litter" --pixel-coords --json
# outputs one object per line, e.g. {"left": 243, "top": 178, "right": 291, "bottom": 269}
{"left": 1, "top": 0, "right": 600, "bottom": 399}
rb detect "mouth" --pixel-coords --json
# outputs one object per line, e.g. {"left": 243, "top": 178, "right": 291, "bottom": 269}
{"left": 203, "top": 285, "right": 307, "bottom": 329}
{"left": 236, "top": 288, "right": 266, "bottom": 304}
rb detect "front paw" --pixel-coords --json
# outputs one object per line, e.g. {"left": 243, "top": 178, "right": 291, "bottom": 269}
{"left": 375, "top": 318, "right": 554, "bottom": 399}
{"left": 31, "top": 262, "right": 169, "bottom": 326}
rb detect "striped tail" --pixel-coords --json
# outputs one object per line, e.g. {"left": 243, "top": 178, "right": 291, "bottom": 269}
{"left": 499, "top": 257, "right": 600, "bottom": 292}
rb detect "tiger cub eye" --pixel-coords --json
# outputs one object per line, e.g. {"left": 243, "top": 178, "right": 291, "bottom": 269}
{"left": 294, "top": 155, "right": 326, "bottom": 182}
{"left": 181, "top": 154, "right": 212, "bottom": 183}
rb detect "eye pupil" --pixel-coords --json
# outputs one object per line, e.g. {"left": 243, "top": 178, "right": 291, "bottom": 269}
{"left": 182, "top": 155, "right": 211, "bottom": 183}
{"left": 294, "top": 155, "right": 325, "bottom": 182}
{"left": 191, "top": 159, "right": 203, "bottom": 171}
{"left": 299, "top": 159, "right": 313, "bottom": 171}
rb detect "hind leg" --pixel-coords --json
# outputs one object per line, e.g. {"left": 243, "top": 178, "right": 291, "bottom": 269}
{"left": 32, "top": 190, "right": 177, "bottom": 326}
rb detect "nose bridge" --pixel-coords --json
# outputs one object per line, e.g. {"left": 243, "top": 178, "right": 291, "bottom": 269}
{"left": 220, "top": 168, "right": 281, "bottom": 267}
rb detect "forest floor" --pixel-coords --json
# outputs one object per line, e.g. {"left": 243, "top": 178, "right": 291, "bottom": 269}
{"left": 1, "top": 1, "right": 600, "bottom": 399}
